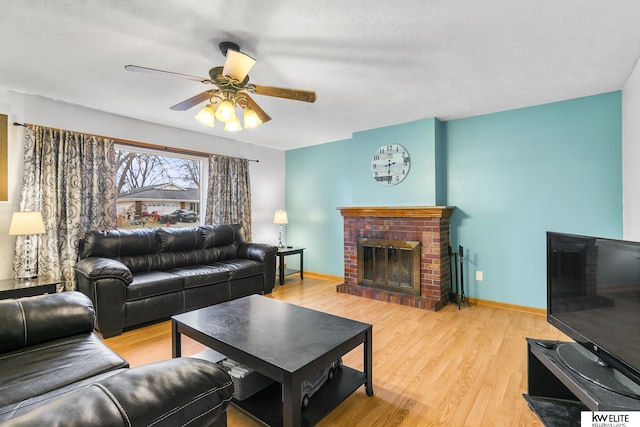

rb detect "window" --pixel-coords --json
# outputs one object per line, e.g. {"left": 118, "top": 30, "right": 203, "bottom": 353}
{"left": 115, "top": 145, "right": 205, "bottom": 229}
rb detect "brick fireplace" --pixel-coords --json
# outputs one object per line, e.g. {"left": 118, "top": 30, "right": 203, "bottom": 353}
{"left": 337, "top": 206, "right": 454, "bottom": 311}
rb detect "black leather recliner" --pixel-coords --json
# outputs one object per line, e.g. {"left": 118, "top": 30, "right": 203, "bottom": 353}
{"left": 74, "top": 224, "right": 278, "bottom": 337}
{"left": 0, "top": 291, "right": 234, "bottom": 426}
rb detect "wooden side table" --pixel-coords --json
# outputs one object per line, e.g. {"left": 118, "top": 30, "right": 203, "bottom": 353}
{"left": 0, "top": 277, "right": 60, "bottom": 300}
{"left": 276, "top": 247, "right": 305, "bottom": 285}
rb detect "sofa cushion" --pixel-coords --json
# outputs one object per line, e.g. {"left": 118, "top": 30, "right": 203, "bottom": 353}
{"left": 157, "top": 227, "right": 205, "bottom": 251}
{"left": 213, "top": 259, "right": 264, "bottom": 279}
{"left": 202, "top": 224, "right": 244, "bottom": 248}
{"left": 124, "top": 293, "right": 185, "bottom": 329}
{"left": 126, "top": 271, "right": 184, "bottom": 300}
{"left": 80, "top": 228, "right": 159, "bottom": 258}
{"left": 117, "top": 253, "right": 164, "bottom": 273}
{"left": 0, "top": 334, "right": 128, "bottom": 410}
{"left": 184, "top": 284, "right": 230, "bottom": 311}
{"left": 209, "top": 245, "right": 239, "bottom": 262}
{"left": 158, "top": 249, "right": 214, "bottom": 269}
{"left": 167, "top": 265, "right": 230, "bottom": 289}
{"left": 0, "top": 292, "right": 95, "bottom": 354}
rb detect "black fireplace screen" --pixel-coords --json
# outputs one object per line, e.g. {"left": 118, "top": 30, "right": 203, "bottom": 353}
{"left": 357, "top": 238, "right": 421, "bottom": 295}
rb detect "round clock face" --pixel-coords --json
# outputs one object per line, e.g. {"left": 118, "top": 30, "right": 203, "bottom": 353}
{"left": 371, "top": 144, "right": 411, "bottom": 186}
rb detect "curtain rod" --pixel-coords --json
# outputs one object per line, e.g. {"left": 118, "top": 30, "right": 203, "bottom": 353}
{"left": 12, "top": 122, "right": 259, "bottom": 162}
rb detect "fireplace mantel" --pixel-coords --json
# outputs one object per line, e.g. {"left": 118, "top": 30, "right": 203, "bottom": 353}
{"left": 338, "top": 206, "right": 454, "bottom": 219}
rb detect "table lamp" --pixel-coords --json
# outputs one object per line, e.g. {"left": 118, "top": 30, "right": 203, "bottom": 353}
{"left": 273, "top": 210, "right": 288, "bottom": 248}
{"left": 9, "top": 211, "right": 46, "bottom": 280}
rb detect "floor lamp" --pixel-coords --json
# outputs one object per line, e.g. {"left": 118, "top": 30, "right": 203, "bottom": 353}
{"left": 273, "top": 210, "right": 288, "bottom": 248}
{"left": 9, "top": 211, "right": 46, "bottom": 280}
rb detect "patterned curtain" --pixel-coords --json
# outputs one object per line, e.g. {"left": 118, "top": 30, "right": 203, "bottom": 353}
{"left": 14, "top": 126, "right": 117, "bottom": 290}
{"left": 204, "top": 154, "right": 252, "bottom": 241}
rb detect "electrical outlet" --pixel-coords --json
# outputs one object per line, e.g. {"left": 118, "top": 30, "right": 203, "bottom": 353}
{"left": 476, "top": 271, "right": 483, "bottom": 281}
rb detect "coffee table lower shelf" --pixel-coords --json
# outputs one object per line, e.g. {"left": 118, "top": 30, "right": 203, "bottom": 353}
{"left": 232, "top": 366, "right": 366, "bottom": 427}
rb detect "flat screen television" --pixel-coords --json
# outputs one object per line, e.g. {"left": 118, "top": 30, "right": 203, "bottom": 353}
{"left": 547, "top": 231, "right": 640, "bottom": 399}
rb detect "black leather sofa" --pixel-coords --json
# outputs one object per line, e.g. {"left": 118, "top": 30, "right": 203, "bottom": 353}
{"left": 0, "top": 291, "right": 234, "bottom": 426}
{"left": 74, "top": 224, "right": 277, "bottom": 338}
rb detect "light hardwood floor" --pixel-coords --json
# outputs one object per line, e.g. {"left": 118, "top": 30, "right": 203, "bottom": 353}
{"left": 104, "top": 274, "right": 568, "bottom": 426}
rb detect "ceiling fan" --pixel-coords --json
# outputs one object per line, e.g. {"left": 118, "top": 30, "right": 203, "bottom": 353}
{"left": 125, "top": 42, "right": 317, "bottom": 131}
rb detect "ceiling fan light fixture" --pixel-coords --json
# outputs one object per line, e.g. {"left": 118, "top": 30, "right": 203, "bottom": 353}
{"left": 215, "top": 99, "right": 236, "bottom": 123}
{"left": 224, "top": 117, "right": 242, "bottom": 132}
{"left": 222, "top": 49, "right": 256, "bottom": 81}
{"left": 243, "top": 108, "right": 262, "bottom": 129}
{"left": 127, "top": 42, "right": 315, "bottom": 133}
{"left": 194, "top": 103, "right": 216, "bottom": 127}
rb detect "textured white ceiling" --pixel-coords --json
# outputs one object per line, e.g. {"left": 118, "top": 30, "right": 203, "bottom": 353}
{"left": 1, "top": 0, "right": 639, "bottom": 150}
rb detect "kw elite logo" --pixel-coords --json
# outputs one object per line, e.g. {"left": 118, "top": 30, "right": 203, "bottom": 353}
{"left": 581, "top": 411, "right": 640, "bottom": 427}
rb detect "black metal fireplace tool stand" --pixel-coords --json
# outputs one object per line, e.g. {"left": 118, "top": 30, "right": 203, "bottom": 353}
{"left": 449, "top": 245, "right": 470, "bottom": 309}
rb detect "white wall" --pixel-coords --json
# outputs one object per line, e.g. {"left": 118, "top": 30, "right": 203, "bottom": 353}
{"left": 623, "top": 57, "right": 640, "bottom": 241}
{"left": 0, "top": 90, "right": 285, "bottom": 280}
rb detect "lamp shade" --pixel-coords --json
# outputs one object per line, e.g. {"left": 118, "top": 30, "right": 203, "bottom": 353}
{"left": 9, "top": 211, "right": 46, "bottom": 236}
{"left": 273, "top": 210, "right": 288, "bottom": 225}
{"left": 215, "top": 99, "right": 237, "bottom": 123}
{"left": 195, "top": 103, "right": 216, "bottom": 127}
{"left": 243, "top": 108, "right": 262, "bottom": 129}
{"left": 222, "top": 49, "right": 256, "bottom": 81}
{"left": 224, "top": 117, "right": 242, "bottom": 132}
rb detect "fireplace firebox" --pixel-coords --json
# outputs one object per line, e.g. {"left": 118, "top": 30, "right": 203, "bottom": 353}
{"left": 357, "top": 238, "right": 421, "bottom": 296}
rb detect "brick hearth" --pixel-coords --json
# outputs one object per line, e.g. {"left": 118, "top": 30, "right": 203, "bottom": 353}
{"left": 337, "top": 206, "right": 454, "bottom": 311}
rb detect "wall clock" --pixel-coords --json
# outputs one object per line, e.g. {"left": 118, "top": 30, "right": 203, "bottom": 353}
{"left": 370, "top": 144, "right": 411, "bottom": 186}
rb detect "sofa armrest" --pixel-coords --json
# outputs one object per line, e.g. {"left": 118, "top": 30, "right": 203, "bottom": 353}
{"left": 0, "top": 291, "right": 95, "bottom": 354}
{"left": 238, "top": 243, "right": 278, "bottom": 294}
{"left": 1, "top": 358, "right": 234, "bottom": 427}
{"left": 74, "top": 257, "right": 133, "bottom": 284}
{"left": 74, "top": 258, "right": 132, "bottom": 338}
{"left": 237, "top": 242, "right": 278, "bottom": 262}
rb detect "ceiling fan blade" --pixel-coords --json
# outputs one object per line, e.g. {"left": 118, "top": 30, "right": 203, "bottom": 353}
{"left": 170, "top": 90, "right": 218, "bottom": 111}
{"left": 125, "top": 65, "right": 213, "bottom": 84}
{"left": 222, "top": 50, "right": 256, "bottom": 81}
{"left": 251, "top": 85, "right": 317, "bottom": 103}
{"left": 241, "top": 93, "right": 272, "bottom": 123}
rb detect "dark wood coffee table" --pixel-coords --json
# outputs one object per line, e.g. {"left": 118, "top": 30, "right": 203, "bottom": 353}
{"left": 172, "top": 294, "right": 373, "bottom": 427}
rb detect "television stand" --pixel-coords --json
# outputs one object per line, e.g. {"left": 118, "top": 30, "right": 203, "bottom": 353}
{"left": 524, "top": 338, "right": 640, "bottom": 426}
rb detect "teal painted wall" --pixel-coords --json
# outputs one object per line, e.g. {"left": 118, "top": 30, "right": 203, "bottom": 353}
{"left": 285, "top": 139, "right": 353, "bottom": 275}
{"left": 434, "top": 118, "right": 447, "bottom": 205}
{"left": 446, "top": 92, "right": 622, "bottom": 307}
{"left": 285, "top": 92, "right": 622, "bottom": 308}
{"left": 285, "top": 118, "right": 440, "bottom": 273}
